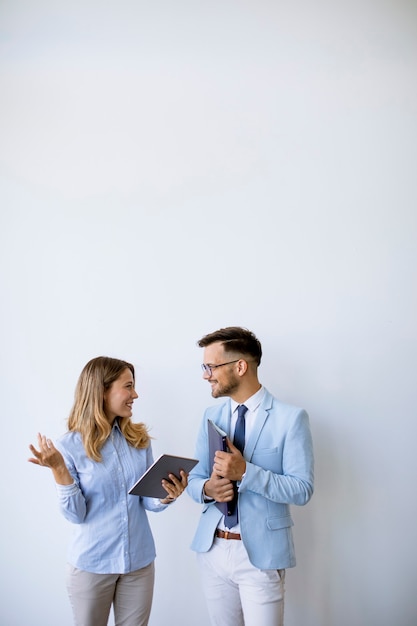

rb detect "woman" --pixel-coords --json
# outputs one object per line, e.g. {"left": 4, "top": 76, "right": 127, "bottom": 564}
{"left": 28, "top": 356, "right": 187, "bottom": 626}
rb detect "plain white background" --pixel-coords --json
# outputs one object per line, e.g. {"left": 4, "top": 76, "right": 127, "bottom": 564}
{"left": 1, "top": 1, "right": 416, "bottom": 625}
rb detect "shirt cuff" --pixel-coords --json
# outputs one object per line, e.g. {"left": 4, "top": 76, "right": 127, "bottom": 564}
{"left": 55, "top": 481, "right": 77, "bottom": 497}
{"left": 202, "top": 481, "right": 214, "bottom": 503}
{"left": 237, "top": 471, "right": 246, "bottom": 487}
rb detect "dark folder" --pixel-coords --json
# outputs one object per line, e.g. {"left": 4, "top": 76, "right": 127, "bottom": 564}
{"left": 207, "top": 419, "right": 231, "bottom": 517}
{"left": 129, "top": 454, "right": 198, "bottom": 498}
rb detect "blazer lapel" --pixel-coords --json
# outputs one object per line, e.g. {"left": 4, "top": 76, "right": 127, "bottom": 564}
{"left": 245, "top": 389, "right": 273, "bottom": 460}
{"left": 217, "top": 400, "right": 232, "bottom": 436}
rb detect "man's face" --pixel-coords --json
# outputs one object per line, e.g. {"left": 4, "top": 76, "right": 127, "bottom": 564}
{"left": 202, "top": 342, "right": 240, "bottom": 399}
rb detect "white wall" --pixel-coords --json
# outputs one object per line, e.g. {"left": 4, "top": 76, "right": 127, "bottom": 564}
{"left": 1, "top": 1, "right": 416, "bottom": 625}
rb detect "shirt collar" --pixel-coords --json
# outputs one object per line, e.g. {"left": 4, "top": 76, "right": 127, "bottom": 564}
{"left": 112, "top": 419, "right": 122, "bottom": 433}
{"left": 231, "top": 385, "right": 265, "bottom": 414}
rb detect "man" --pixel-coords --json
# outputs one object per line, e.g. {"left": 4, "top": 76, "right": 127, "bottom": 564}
{"left": 187, "top": 327, "right": 314, "bottom": 626}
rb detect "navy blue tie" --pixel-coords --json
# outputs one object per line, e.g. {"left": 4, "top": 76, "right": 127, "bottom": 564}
{"left": 225, "top": 404, "right": 248, "bottom": 528}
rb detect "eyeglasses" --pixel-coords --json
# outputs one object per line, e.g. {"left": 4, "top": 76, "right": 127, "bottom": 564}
{"left": 201, "top": 360, "right": 240, "bottom": 377}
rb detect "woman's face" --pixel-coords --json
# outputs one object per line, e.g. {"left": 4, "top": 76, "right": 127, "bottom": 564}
{"left": 103, "top": 367, "right": 138, "bottom": 423}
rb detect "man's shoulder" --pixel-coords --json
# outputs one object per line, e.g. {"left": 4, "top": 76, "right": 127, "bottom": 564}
{"left": 204, "top": 399, "right": 230, "bottom": 417}
{"left": 262, "top": 388, "right": 307, "bottom": 416}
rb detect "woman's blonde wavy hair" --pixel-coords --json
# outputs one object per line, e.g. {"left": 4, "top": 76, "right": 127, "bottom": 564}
{"left": 67, "top": 356, "right": 150, "bottom": 462}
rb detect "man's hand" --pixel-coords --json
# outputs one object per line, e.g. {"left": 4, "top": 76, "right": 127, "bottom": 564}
{"left": 213, "top": 438, "right": 246, "bottom": 482}
{"left": 203, "top": 471, "right": 234, "bottom": 503}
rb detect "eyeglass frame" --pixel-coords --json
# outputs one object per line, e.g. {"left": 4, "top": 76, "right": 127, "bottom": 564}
{"left": 201, "top": 359, "right": 240, "bottom": 377}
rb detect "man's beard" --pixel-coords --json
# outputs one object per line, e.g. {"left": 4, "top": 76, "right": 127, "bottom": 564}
{"left": 210, "top": 376, "right": 239, "bottom": 398}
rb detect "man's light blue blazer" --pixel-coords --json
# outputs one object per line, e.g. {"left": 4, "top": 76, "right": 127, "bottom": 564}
{"left": 187, "top": 388, "right": 314, "bottom": 570}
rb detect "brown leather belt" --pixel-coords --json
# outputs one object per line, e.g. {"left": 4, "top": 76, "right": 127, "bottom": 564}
{"left": 215, "top": 529, "right": 241, "bottom": 540}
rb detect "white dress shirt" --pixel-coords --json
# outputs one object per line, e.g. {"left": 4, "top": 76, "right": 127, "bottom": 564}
{"left": 217, "top": 385, "right": 265, "bottom": 533}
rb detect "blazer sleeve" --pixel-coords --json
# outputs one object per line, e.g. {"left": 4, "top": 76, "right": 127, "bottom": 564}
{"left": 187, "top": 408, "right": 216, "bottom": 505}
{"left": 239, "top": 407, "right": 314, "bottom": 506}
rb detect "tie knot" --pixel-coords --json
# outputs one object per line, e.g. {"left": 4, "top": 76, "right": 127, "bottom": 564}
{"left": 237, "top": 404, "right": 248, "bottom": 419}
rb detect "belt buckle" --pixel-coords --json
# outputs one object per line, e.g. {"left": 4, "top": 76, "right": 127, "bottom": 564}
{"left": 224, "top": 530, "right": 229, "bottom": 540}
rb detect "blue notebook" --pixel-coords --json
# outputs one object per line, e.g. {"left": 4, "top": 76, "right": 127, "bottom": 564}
{"left": 207, "top": 419, "right": 234, "bottom": 518}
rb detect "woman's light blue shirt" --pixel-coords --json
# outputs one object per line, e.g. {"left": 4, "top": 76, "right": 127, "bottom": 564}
{"left": 55, "top": 421, "right": 167, "bottom": 574}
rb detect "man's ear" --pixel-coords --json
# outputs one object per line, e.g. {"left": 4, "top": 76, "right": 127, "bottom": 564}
{"left": 237, "top": 359, "right": 248, "bottom": 376}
